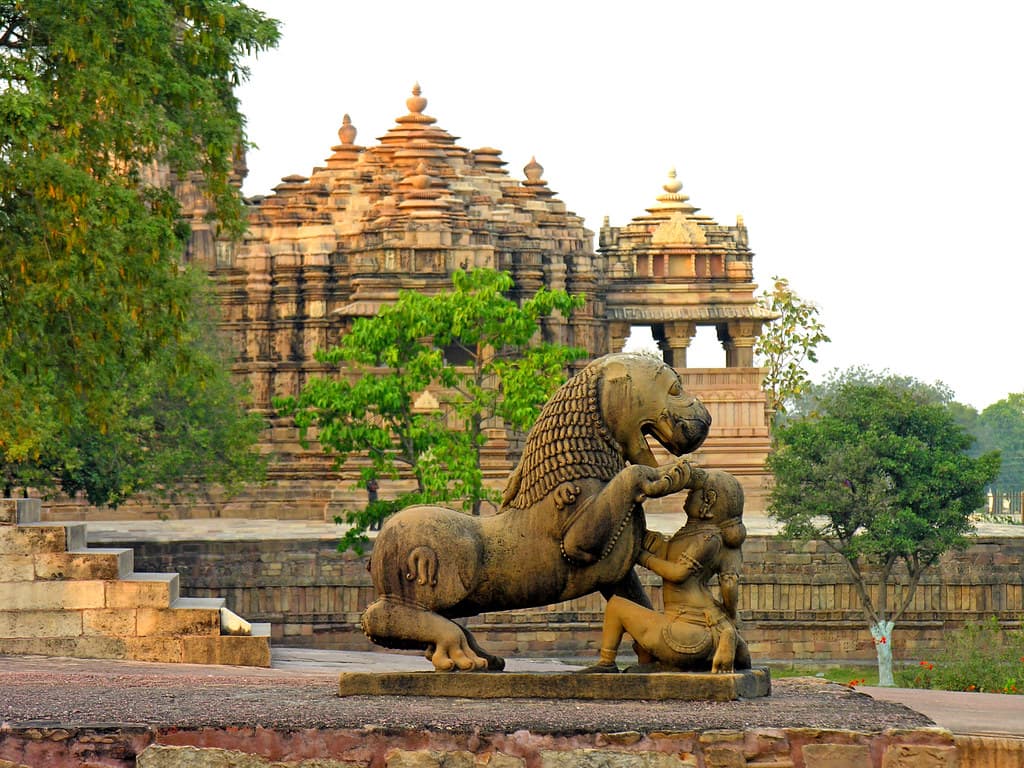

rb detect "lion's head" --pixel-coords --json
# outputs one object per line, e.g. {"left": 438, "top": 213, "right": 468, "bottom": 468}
{"left": 501, "top": 353, "right": 711, "bottom": 510}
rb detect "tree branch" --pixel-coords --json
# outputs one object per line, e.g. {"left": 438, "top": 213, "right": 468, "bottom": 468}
{"left": 891, "top": 551, "right": 936, "bottom": 624}
{"left": 843, "top": 556, "right": 881, "bottom": 626}
{"left": 0, "top": 13, "right": 25, "bottom": 49}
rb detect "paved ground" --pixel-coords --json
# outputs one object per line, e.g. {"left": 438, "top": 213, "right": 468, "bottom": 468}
{"left": 1, "top": 649, "right": 1021, "bottom": 737}
{"left": 0, "top": 649, "right": 933, "bottom": 735}
{"left": 859, "top": 685, "right": 1024, "bottom": 738}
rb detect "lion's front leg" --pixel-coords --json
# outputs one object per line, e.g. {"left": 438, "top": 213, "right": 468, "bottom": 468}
{"left": 560, "top": 464, "right": 706, "bottom": 564}
{"left": 639, "top": 460, "right": 707, "bottom": 500}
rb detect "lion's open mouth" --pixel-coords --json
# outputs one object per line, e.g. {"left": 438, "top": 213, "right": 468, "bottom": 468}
{"left": 643, "top": 410, "right": 711, "bottom": 456}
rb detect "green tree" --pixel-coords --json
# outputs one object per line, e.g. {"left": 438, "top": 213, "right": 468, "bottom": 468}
{"left": 0, "top": 2, "right": 278, "bottom": 503}
{"left": 755, "top": 276, "right": 830, "bottom": 418}
{"left": 275, "top": 269, "right": 587, "bottom": 550}
{"left": 977, "top": 394, "right": 1024, "bottom": 492}
{"left": 767, "top": 370, "right": 1000, "bottom": 685}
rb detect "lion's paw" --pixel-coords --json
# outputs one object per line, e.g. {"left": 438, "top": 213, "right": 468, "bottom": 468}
{"left": 552, "top": 482, "right": 582, "bottom": 510}
{"left": 429, "top": 637, "right": 489, "bottom": 672}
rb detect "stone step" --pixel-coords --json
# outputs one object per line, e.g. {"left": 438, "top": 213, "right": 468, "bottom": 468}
{"left": 108, "top": 572, "right": 180, "bottom": 608}
{"left": 139, "top": 604, "right": 221, "bottom": 637}
{"left": 219, "top": 606, "right": 252, "bottom": 636}
{"left": 171, "top": 596, "right": 226, "bottom": 611}
{"left": 0, "top": 523, "right": 87, "bottom": 555}
{"left": 250, "top": 622, "right": 271, "bottom": 638}
{"left": 0, "top": 499, "right": 40, "bottom": 525}
{"left": 36, "top": 548, "right": 135, "bottom": 580}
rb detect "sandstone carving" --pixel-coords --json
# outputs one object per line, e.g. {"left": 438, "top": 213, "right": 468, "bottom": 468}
{"left": 584, "top": 469, "right": 751, "bottom": 674}
{"left": 361, "top": 353, "right": 712, "bottom": 671}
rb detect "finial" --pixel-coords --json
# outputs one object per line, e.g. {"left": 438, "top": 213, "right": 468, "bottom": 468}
{"left": 338, "top": 114, "right": 356, "bottom": 145}
{"left": 663, "top": 168, "right": 683, "bottom": 195}
{"left": 408, "top": 160, "right": 432, "bottom": 190}
{"left": 736, "top": 214, "right": 745, "bottom": 227}
{"left": 407, "top": 82, "right": 427, "bottom": 114}
{"left": 524, "top": 156, "right": 544, "bottom": 183}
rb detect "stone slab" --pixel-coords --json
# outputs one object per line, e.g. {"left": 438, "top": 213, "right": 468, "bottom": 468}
{"left": 338, "top": 667, "right": 771, "bottom": 701}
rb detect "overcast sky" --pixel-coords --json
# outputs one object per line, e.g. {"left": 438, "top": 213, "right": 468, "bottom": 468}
{"left": 236, "top": 1, "right": 1023, "bottom": 411}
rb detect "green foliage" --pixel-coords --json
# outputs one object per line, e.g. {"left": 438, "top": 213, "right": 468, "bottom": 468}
{"left": 898, "top": 617, "right": 1024, "bottom": 694}
{"left": 0, "top": 2, "right": 278, "bottom": 503}
{"left": 768, "top": 369, "right": 1001, "bottom": 629}
{"left": 276, "top": 269, "right": 587, "bottom": 551}
{"left": 754, "top": 276, "right": 830, "bottom": 418}
{"left": 975, "top": 394, "right": 1024, "bottom": 490}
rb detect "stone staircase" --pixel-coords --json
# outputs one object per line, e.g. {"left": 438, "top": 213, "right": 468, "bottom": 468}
{"left": 0, "top": 498, "right": 271, "bottom": 666}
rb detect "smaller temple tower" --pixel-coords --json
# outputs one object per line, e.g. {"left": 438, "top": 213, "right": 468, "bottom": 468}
{"left": 599, "top": 170, "right": 778, "bottom": 510}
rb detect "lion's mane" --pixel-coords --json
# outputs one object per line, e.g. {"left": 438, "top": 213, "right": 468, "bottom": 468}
{"left": 501, "top": 359, "right": 626, "bottom": 510}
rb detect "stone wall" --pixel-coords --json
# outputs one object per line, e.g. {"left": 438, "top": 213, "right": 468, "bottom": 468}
{"left": 0, "top": 727, "right": 969, "bottom": 768}
{"left": 111, "top": 532, "right": 1024, "bottom": 662}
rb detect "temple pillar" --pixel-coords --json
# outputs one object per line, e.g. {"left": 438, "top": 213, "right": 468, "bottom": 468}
{"left": 719, "top": 321, "right": 762, "bottom": 368}
{"left": 609, "top": 321, "right": 631, "bottom": 353}
{"left": 663, "top": 321, "right": 696, "bottom": 368}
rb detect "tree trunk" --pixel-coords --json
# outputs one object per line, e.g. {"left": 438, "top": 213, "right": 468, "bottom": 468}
{"left": 870, "top": 620, "right": 896, "bottom": 687}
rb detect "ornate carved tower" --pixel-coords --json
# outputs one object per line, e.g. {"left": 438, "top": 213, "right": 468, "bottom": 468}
{"left": 598, "top": 170, "right": 778, "bottom": 511}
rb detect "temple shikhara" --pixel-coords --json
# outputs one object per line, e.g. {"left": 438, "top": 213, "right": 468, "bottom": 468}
{"left": 165, "top": 84, "right": 777, "bottom": 517}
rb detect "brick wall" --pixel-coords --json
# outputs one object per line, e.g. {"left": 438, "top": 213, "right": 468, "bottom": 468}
{"left": 114, "top": 533, "right": 1024, "bottom": 662}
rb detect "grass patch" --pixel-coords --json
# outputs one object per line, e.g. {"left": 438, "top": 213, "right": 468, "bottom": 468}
{"left": 897, "top": 616, "right": 1024, "bottom": 694}
{"left": 768, "top": 664, "right": 879, "bottom": 687}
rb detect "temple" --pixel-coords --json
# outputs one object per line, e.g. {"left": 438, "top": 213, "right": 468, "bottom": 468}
{"left": 126, "top": 85, "right": 777, "bottom": 518}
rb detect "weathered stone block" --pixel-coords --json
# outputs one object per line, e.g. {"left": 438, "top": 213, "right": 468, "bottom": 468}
{"left": 701, "top": 748, "right": 747, "bottom": 768}
{"left": 138, "top": 745, "right": 356, "bottom": 767}
{"left": 180, "top": 636, "right": 220, "bottom": 665}
{"left": 137, "top": 606, "right": 220, "bottom": 636}
{"left": 339, "top": 669, "right": 769, "bottom": 701}
{"left": 124, "top": 636, "right": 184, "bottom": 663}
{"left": 0, "top": 635, "right": 125, "bottom": 659}
{"left": 0, "top": 527, "right": 68, "bottom": 555}
{"left": 213, "top": 635, "right": 272, "bottom": 667}
{"left": 802, "top": 743, "right": 872, "bottom": 768}
{"left": 955, "top": 734, "right": 1024, "bottom": 768}
{"left": 105, "top": 574, "right": 178, "bottom": 608}
{"left": 82, "top": 608, "right": 138, "bottom": 637}
{"left": 0, "top": 554, "right": 34, "bottom": 581}
{"left": 1, "top": 580, "right": 106, "bottom": 610}
{"left": 881, "top": 743, "right": 957, "bottom": 767}
{"left": 386, "top": 750, "right": 474, "bottom": 768}
{"left": 34, "top": 549, "right": 130, "bottom": 580}
{"left": 0, "top": 499, "right": 17, "bottom": 525}
{"left": 0, "top": 609, "right": 83, "bottom": 638}
{"left": 540, "top": 750, "right": 696, "bottom": 768}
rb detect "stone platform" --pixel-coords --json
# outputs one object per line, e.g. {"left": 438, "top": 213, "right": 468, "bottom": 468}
{"left": 339, "top": 668, "right": 771, "bottom": 701}
{"left": 0, "top": 650, "right": 980, "bottom": 768}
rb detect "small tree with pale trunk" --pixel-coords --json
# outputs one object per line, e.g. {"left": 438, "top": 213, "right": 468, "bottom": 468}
{"left": 766, "top": 371, "right": 999, "bottom": 685}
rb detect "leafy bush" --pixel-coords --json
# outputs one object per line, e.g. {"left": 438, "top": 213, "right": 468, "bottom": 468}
{"left": 898, "top": 616, "right": 1024, "bottom": 694}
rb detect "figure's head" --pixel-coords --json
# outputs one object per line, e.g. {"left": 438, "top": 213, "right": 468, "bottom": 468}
{"left": 684, "top": 469, "right": 744, "bottom": 527}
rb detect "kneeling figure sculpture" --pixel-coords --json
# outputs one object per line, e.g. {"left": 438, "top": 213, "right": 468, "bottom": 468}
{"left": 361, "top": 353, "right": 712, "bottom": 671}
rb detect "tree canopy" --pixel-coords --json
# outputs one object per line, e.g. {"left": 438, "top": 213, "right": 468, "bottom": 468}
{"left": 754, "top": 276, "right": 830, "bottom": 419}
{"left": 275, "top": 268, "right": 587, "bottom": 550}
{"left": 0, "top": 1, "right": 278, "bottom": 503}
{"left": 767, "top": 369, "right": 1000, "bottom": 684}
{"left": 975, "top": 393, "right": 1024, "bottom": 491}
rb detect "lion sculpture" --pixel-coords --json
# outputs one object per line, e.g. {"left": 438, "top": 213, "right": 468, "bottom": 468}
{"left": 361, "top": 353, "right": 712, "bottom": 671}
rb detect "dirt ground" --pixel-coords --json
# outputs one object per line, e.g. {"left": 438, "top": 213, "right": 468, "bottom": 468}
{"left": 0, "top": 654, "right": 933, "bottom": 735}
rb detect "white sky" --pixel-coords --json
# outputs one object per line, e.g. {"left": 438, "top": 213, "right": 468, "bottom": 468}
{"left": 236, "top": 1, "right": 1023, "bottom": 411}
